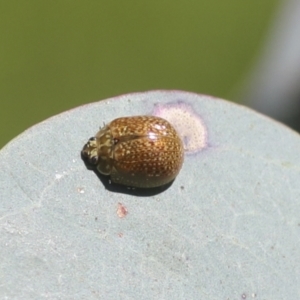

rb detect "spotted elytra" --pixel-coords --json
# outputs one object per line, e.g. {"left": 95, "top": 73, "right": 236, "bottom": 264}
{"left": 81, "top": 116, "right": 184, "bottom": 188}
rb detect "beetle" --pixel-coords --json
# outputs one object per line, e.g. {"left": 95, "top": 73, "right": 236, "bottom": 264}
{"left": 81, "top": 115, "right": 184, "bottom": 188}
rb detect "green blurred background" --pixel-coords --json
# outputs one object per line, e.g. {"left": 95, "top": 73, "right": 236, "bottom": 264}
{"left": 0, "top": 1, "right": 279, "bottom": 149}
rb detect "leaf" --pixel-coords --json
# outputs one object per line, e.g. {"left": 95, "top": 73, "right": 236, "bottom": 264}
{"left": 1, "top": 90, "right": 300, "bottom": 299}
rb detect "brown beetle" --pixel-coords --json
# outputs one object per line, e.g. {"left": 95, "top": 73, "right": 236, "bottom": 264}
{"left": 81, "top": 116, "right": 184, "bottom": 188}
